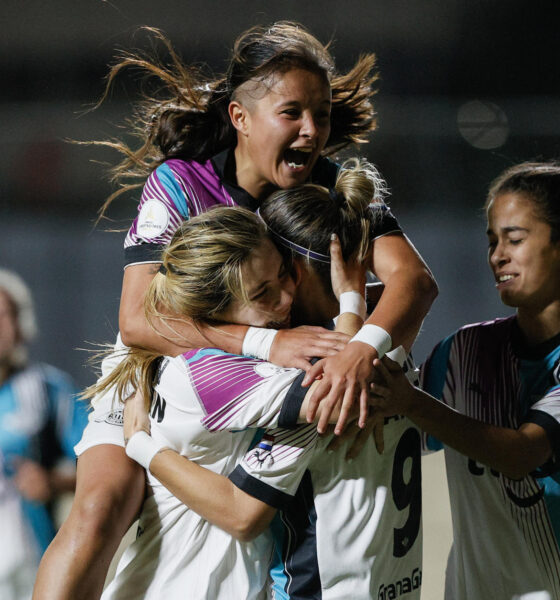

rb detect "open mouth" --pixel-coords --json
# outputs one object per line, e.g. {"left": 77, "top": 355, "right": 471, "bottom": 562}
{"left": 284, "top": 147, "right": 312, "bottom": 170}
{"left": 495, "top": 273, "right": 517, "bottom": 288}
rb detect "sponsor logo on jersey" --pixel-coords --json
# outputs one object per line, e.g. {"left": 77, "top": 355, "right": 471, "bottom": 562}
{"left": 137, "top": 199, "right": 169, "bottom": 239}
{"left": 378, "top": 567, "right": 422, "bottom": 599}
{"left": 94, "top": 410, "right": 123, "bottom": 426}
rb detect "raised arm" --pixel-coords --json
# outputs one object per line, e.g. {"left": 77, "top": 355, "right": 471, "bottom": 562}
{"left": 305, "top": 233, "right": 437, "bottom": 433}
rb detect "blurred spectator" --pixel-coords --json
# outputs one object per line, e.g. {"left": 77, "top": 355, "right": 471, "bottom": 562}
{"left": 0, "top": 269, "right": 87, "bottom": 600}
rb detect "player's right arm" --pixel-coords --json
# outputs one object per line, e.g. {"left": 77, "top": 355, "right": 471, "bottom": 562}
{"left": 118, "top": 165, "right": 348, "bottom": 362}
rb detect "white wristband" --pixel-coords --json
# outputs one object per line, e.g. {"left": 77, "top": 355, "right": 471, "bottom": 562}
{"left": 126, "top": 431, "right": 168, "bottom": 472}
{"left": 350, "top": 324, "right": 392, "bottom": 357}
{"left": 386, "top": 345, "right": 407, "bottom": 367}
{"left": 339, "top": 291, "right": 367, "bottom": 320}
{"left": 242, "top": 327, "right": 279, "bottom": 361}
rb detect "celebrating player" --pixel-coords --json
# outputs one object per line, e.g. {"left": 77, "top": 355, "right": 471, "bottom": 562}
{"left": 370, "top": 162, "right": 560, "bottom": 599}
{"left": 117, "top": 161, "right": 423, "bottom": 600}
{"left": 34, "top": 22, "right": 436, "bottom": 599}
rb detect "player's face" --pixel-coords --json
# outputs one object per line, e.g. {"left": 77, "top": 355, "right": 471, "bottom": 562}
{"left": 219, "top": 238, "right": 295, "bottom": 328}
{"left": 487, "top": 192, "right": 560, "bottom": 312}
{"left": 234, "top": 68, "right": 331, "bottom": 198}
{"left": 0, "top": 290, "right": 18, "bottom": 363}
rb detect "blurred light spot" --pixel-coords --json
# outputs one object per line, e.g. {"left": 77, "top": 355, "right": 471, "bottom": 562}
{"left": 457, "top": 100, "right": 509, "bottom": 149}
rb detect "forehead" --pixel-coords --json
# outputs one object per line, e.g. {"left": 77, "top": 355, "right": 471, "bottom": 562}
{"left": 241, "top": 238, "right": 282, "bottom": 276}
{"left": 242, "top": 68, "right": 331, "bottom": 107}
{"left": 487, "top": 192, "right": 542, "bottom": 229}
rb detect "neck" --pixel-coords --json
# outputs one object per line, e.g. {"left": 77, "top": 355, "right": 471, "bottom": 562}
{"left": 516, "top": 302, "right": 560, "bottom": 345}
{"left": 233, "top": 145, "right": 274, "bottom": 200}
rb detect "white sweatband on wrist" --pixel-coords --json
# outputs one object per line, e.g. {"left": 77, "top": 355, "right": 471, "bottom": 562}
{"left": 242, "top": 327, "right": 279, "bottom": 361}
{"left": 126, "top": 431, "right": 168, "bottom": 472}
{"left": 386, "top": 345, "right": 407, "bottom": 367}
{"left": 338, "top": 291, "right": 367, "bottom": 320}
{"left": 350, "top": 324, "right": 392, "bottom": 357}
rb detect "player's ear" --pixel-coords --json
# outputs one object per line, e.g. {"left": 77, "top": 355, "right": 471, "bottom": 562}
{"left": 229, "top": 100, "right": 250, "bottom": 136}
{"left": 291, "top": 259, "right": 304, "bottom": 287}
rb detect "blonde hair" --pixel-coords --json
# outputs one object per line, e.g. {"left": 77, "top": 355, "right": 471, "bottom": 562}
{"left": 260, "top": 158, "right": 388, "bottom": 297}
{"left": 83, "top": 206, "right": 268, "bottom": 405}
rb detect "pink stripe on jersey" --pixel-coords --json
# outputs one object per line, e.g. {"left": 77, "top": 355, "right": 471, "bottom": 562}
{"left": 181, "top": 351, "right": 265, "bottom": 426}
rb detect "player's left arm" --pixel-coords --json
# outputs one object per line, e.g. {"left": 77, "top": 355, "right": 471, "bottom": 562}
{"left": 370, "top": 357, "right": 556, "bottom": 480}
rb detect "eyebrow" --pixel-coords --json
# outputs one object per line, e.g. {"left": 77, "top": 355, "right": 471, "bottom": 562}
{"left": 486, "top": 225, "right": 529, "bottom": 235}
{"left": 247, "top": 260, "right": 286, "bottom": 299}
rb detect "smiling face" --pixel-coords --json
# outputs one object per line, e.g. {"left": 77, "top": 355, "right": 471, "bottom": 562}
{"left": 218, "top": 237, "right": 295, "bottom": 328}
{"left": 230, "top": 68, "right": 331, "bottom": 199}
{"left": 487, "top": 192, "right": 560, "bottom": 313}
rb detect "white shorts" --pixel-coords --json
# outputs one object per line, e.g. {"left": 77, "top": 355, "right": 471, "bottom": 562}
{"left": 74, "top": 335, "right": 133, "bottom": 457}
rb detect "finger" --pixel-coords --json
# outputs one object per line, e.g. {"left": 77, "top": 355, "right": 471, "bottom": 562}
{"left": 373, "top": 358, "right": 392, "bottom": 382}
{"left": 373, "top": 420, "right": 385, "bottom": 455}
{"left": 380, "top": 355, "right": 401, "bottom": 373}
{"left": 334, "top": 382, "right": 356, "bottom": 435}
{"left": 302, "top": 359, "right": 325, "bottom": 386}
{"left": 369, "top": 383, "right": 390, "bottom": 399}
{"left": 316, "top": 385, "right": 342, "bottom": 434}
{"left": 306, "top": 378, "right": 331, "bottom": 423}
{"left": 292, "top": 357, "right": 313, "bottom": 372}
{"left": 358, "top": 384, "right": 369, "bottom": 428}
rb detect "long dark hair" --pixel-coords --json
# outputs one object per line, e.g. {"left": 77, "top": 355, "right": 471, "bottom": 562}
{"left": 92, "top": 22, "right": 378, "bottom": 218}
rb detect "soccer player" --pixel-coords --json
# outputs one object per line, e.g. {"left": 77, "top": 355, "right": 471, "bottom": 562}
{"left": 370, "top": 162, "right": 560, "bottom": 599}
{"left": 121, "top": 161, "right": 423, "bottom": 600}
{"left": 0, "top": 270, "right": 87, "bottom": 600}
{"left": 85, "top": 204, "right": 364, "bottom": 599}
{"left": 34, "top": 23, "right": 436, "bottom": 599}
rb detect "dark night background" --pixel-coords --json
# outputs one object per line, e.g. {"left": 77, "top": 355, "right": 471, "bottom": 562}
{"left": 1, "top": 1, "right": 558, "bottom": 386}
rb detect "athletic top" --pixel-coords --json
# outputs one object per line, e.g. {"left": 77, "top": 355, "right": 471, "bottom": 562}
{"left": 0, "top": 364, "right": 86, "bottom": 580}
{"left": 102, "top": 349, "right": 318, "bottom": 600}
{"left": 123, "top": 149, "right": 402, "bottom": 267}
{"left": 234, "top": 355, "right": 423, "bottom": 600}
{"left": 421, "top": 316, "right": 560, "bottom": 600}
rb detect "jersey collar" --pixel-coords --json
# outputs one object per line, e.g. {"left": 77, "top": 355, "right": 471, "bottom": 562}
{"left": 210, "top": 148, "right": 259, "bottom": 212}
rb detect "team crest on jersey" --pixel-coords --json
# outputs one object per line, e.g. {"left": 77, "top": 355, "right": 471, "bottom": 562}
{"left": 137, "top": 199, "right": 169, "bottom": 239}
{"left": 252, "top": 434, "right": 275, "bottom": 467}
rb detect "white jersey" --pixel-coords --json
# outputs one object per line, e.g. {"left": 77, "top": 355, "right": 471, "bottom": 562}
{"left": 422, "top": 317, "right": 560, "bottom": 600}
{"left": 235, "top": 356, "right": 423, "bottom": 600}
{"left": 102, "top": 349, "right": 318, "bottom": 600}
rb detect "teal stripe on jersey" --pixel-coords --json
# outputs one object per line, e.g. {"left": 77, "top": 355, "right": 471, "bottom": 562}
{"left": 269, "top": 513, "right": 290, "bottom": 600}
{"left": 422, "top": 334, "right": 454, "bottom": 452}
{"left": 156, "top": 163, "right": 190, "bottom": 218}
{"left": 542, "top": 474, "right": 560, "bottom": 547}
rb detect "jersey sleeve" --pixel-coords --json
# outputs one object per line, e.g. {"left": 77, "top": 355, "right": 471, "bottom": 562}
{"left": 368, "top": 203, "right": 402, "bottom": 239}
{"left": 228, "top": 424, "right": 318, "bottom": 509}
{"left": 419, "top": 333, "right": 455, "bottom": 452}
{"left": 524, "top": 385, "right": 560, "bottom": 476}
{"left": 164, "top": 350, "right": 303, "bottom": 432}
{"left": 124, "top": 162, "right": 190, "bottom": 267}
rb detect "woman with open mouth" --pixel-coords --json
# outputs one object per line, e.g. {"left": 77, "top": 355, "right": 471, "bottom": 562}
{"left": 33, "top": 21, "right": 436, "bottom": 599}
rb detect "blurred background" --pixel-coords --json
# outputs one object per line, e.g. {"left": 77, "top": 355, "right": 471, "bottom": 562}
{"left": 1, "top": 0, "right": 558, "bottom": 385}
{"left": 1, "top": 3, "right": 558, "bottom": 596}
